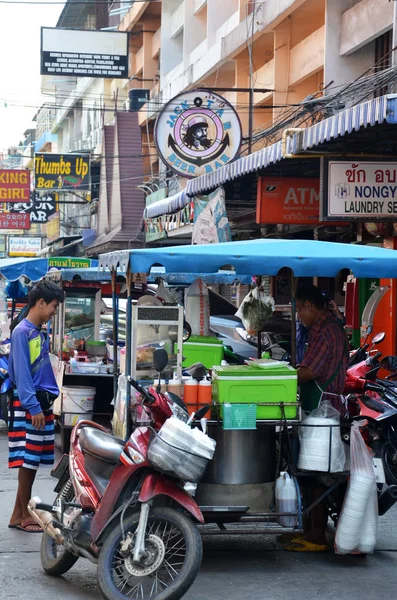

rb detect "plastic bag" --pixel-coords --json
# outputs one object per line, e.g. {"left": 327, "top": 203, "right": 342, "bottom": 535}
{"left": 155, "top": 281, "right": 178, "bottom": 305}
{"left": 235, "top": 288, "right": 275, "bottom": 335}
{"left": 185, "top": 278, "right": 210, "bottom": 337}
{"left": 335, "top": 420, "right": 378, "bottom": 554}
{"left": 298, "top": 401, "right": 346, "bottom": 472}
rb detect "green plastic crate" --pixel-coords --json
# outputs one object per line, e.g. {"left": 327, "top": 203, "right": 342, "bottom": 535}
{"left": 222, "top": 403, "right": 257, "bottom": 430}
{"left": 181, "top": 335, "right": 224, "bottom": 369}
{"left": 212, "top": 364, "right": 298, "bottom": 420}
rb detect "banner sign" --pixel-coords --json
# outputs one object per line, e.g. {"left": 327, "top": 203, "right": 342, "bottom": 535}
{"left": 8, "top": 192, "right": 57, "bottom": 223}
{"left": 9, "top": 236, "right": 41, "bottom": 256}
{"left": 0, "top": 169, "right": 30, "bottom": 202}
{"left": 256, "top": 176, "right": 321, "bottom": 224}
{"left": 321, "top": 158, "right": 397, "bottom": 221}
{"left": 154, "top": 89, "right": 242, "bottom": 179}
{"left": 35, "top": 153, "right": 90, "bottom": 190}
{"left": 46, "top": 213, "right": 60, "bottom": 242}
{"left": 49, "top": 257, "right": 92, "bottom": 269}
{"left": 0, "top": 213, "right": 30, "bottom": 230}
{"left": 41, "top": 27, "right": 128, "bottom": 79}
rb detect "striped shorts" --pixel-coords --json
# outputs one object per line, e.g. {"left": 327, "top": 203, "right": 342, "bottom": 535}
{"left": 8, "top": 395, "right": 55, "bottom": 470}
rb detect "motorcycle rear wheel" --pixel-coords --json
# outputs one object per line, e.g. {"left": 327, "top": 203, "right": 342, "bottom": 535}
{"left": 40, "top": 479, "right": 79, "bottom": 576}
{"left": 98, "top": 507, "right": 203, "bottom": 600}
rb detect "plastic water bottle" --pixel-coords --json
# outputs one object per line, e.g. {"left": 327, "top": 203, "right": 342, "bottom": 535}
{"left": 275, "top": 472, "right": 298, "bottom": 527}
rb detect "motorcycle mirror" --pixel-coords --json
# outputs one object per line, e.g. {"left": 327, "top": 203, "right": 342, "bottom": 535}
{"left": 366, "top": 325, "right": 373, "bottom": 335}
{"left": 380, "top": 355, "right": 397, "bottom": 373}
{"left": 153, "top": 348, "right": 168, "bottom": 373}
{"left": 372, "top": 332, "right": 386, "bottom": 345}
{"left": 183, "top": 320, "right": 192, "bottom": 342}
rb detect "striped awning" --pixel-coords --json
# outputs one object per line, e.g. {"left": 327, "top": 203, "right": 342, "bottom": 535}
{"left": 186, "top": 94, "right": 395, "bottom": 196}
{"left": 144, "top": 189, "right": 188, "bottom": 219}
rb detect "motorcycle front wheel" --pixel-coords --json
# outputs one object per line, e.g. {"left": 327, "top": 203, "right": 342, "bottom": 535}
{"left": 97, "top": 507, "right": 203, "bottom": 600}
{"left": 381, "top": 437, "right": 397, "bottom": 485}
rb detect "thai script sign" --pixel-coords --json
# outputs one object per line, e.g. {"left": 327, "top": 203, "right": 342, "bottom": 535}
{"left": 9, "top": 236, "right": 41, "bottom": 256}
{"left": 34, "top": 153, "right": 90, "bottom": 190}
{"left": 0, "top": 169, "right": 30, "bottom": 202}
{"left": 154, "top": 89, "right": 242, "bottom": 179}
{"left": 49, "top": 257, "right": 93, "bottom": 269}
{"left": 256, "top": 176, "right": 321, "bottom": 224}
{"left": 322, "top": 159, "right": 397, "bottom": 220}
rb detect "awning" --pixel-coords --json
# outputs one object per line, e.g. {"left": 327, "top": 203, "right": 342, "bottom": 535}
{"left": 186, "top": 94, "right": 394, "bottom": 196}
{"left": 144, "top": 190, "right": 188, "bottom": 219}
{"left": 100, "top": 239, "right": 397, "bottom": 279}
{"left": 0, "top": 258, "right": 49, "bottom": 282}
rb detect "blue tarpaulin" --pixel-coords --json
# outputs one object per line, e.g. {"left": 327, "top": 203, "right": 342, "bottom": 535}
{"left": 0, "top": 258, "right": 49, "bottom": 282}
{"left": 99, "top": 239, "right": 397, "bottom": 279}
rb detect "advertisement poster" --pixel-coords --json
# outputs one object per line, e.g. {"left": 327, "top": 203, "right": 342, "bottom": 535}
{"left": 35, "top": 153, "right": 90, "bottom": 191}
{"left": 8, "top": 191, "right": 57, "bottom": 223}
{"left": 322, "top": 159, "right": 397, "bottom": 221}
{"left": 0, "top": 169, "right": 30, "bottom": 202}
{"left": 0, "top": 213, "right": 30, "bottom": 230}
{"left": 46, "top": 213, "right": 60, "bottom": 242}
{"left": 154, "top": 89, "right": 242, "bottom": 179}
{"left": 192, "top": 187, "right": 231, "bottom": 244}
{"left": 256, "top": 176, "right": 321, "bottom": 224}
{"left": 9, "top": 237, "right": 42, "bottom": 256}
{"left": 41, "top": 27, "right": 128, "bottom": 79}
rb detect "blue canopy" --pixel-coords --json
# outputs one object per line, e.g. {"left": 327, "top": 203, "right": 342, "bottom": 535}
{"left": 100, "top": 239, "right": 397, "bottom": 279}
{"left": 0, "top": 258, "right": 49, "bottom": 282}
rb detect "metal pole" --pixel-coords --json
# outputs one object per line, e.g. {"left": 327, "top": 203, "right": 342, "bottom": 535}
{"left": 125, "top": 265, "right": 133, "bottom": 440}
{"left": 111, "top": 269, "right": 119, "bottom": 398}
{"left": 291, "top": 271, "right": 297, "bottom": 368}
{"left": 248, "top": 88, "right": 254, "bottom": 155}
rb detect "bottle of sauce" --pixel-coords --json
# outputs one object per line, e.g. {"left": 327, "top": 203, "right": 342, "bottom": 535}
{"left": 198, "top": 377, "right": 212, "bottom": 406}
{"left": 167, "top": 373, "right": 182, "bottom": 397}
{"left": 183, "top": 376, "right": 198, "bottom": 416}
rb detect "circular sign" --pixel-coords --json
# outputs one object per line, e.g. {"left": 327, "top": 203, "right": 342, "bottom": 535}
{"left": 154, "top": 89, "right": 242, "bottom": 179}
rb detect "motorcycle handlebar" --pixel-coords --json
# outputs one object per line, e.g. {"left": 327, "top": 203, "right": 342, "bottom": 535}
{"left": 128, "top": 377, "right": 155, "bottom": 404}
{"left": 364, "top": 382, "right": 382, "bottom": 393}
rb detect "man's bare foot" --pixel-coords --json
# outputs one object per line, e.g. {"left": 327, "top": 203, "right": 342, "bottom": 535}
{"left": 8, "top": 520, "right": 21, "bottom": 528}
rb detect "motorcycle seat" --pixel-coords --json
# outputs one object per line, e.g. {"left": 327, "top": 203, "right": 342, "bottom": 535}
{"left": 79, "top": 427, "right": 125, "bottom": 464}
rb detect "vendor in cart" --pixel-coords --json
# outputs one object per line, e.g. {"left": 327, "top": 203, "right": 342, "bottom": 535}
{"left": 286, "top": 284, "right": 349, "bottom": 552}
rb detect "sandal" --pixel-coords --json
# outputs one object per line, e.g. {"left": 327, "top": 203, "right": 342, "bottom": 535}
{"left": 285, "top": 539, "right": 330, "bottom": 552}
{"left": 16, "top": 520, "right": 42, "bottom": 533}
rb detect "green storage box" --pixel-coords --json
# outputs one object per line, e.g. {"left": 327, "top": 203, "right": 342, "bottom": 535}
{"left": 212, "top": 364, "right": 298, "bottom": 420}
{"left": 181, "top": 336, "right": 224, "bottom": 369}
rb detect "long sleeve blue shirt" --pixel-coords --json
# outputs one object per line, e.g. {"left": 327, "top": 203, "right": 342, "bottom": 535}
{"left": 9, "top": 318, "right": 59, "bottom": 416}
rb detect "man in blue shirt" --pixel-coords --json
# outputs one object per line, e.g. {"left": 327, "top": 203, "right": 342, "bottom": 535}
{"left": 8, "top": 280, "right": 64, "bottom": 532}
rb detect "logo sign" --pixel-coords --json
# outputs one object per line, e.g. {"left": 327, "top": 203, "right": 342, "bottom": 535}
{"left": 41, "top": 27, "right": 128, "bottom": 79}
{"left": 0, "top": 213, "right": 30, "bottom": 230}
{"left": 257, "top": 177, "right": 321, "bottom": 224}
{"left": 49, "top": 257, "right": 92, "bottom": 269}
{"left": 0, "top": 169, "right": 30, "bottom": 202}
{"left": 9, "top": 236, "right": 41, "bottom": 256}
{"left": 154, "top": 89, "right": 242, "bottom": 179}
{"left": 35, "top": 153, "right": 90, "bottom": 191}
{"left": 321, "top": 158, "right": 397, "bottom": 221}
{"left": 8, "top": 192, "right": 57, "bottom": 223}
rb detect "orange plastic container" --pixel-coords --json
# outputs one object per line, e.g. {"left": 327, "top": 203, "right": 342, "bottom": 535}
{"left": 183, "top": 376, "right": 198, "bottom": 415}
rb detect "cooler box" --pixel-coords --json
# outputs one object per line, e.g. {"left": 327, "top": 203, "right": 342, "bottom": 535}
{"left": 182, "top": 336, "right": 224, "bottom": 369}
{"left": 212, "top": 364, "right": 298, "bottom": 419}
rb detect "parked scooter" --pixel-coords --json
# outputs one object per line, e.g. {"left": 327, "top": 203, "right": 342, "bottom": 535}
{"left": 348, "top": 326, "right": 385, "bottom": 368}
{"left": 28, "top": 349, "right": 212, "bottom": 600}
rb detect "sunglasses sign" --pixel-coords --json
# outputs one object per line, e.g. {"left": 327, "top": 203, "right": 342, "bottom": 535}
{"left": 154, "top": 89, "right": 242, "bottom": 179}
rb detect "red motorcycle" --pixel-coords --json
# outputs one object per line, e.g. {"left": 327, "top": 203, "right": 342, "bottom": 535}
{"left": 27, "top": 350, "right": 211, "bottom": 600}
{"left": 344, "top": 338, "right": 397, "bottom": 486}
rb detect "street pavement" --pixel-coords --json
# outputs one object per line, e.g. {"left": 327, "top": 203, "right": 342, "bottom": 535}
{"left": 0, "top": 428, "right": 397, "bottom": 600}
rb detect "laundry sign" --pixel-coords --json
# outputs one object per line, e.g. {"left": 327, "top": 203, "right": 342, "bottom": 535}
{"left": 321, "top": 158, "right": 397, "bottom": 221}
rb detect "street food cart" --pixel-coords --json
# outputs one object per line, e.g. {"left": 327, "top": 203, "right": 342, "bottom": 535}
{"left": 98, "top": 239, "right": 397, "bottom": 535}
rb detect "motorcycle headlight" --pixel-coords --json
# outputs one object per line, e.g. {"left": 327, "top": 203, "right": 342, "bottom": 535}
{"left": 169, "top": 401, "right": 189, "bottom": 422}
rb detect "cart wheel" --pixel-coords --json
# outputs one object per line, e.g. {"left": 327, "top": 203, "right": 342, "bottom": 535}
{"left": 60, "top": 427, "right": 72, "bottom": 454}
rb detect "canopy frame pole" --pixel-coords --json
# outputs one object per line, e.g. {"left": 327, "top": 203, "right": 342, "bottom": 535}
{"left": 111, "top": 269, "right": 119, "bottom": 399}
{"left": 125, "top": 264, "right": 133, "bottom": 440}
{"left": 291, "top": 271, "right": 297, "bottom": 368}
